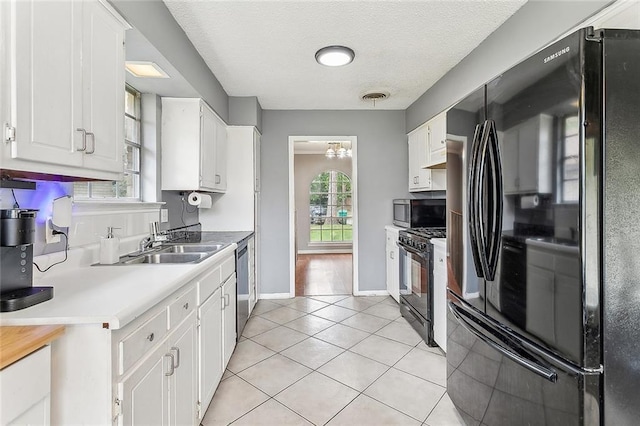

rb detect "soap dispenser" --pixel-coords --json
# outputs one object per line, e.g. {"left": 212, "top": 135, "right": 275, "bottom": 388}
{"left": 100, "top": 227, "right": 120, "bottom": 265}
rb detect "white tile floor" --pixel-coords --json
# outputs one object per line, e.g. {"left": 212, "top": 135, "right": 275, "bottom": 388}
{"left": 202, "top": 295, "right": 466, "bottom": 426}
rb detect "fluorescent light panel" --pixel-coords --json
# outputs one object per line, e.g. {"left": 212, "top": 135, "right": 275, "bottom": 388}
{"left": 125, "top": 61, "right": 169, "bottom": 78}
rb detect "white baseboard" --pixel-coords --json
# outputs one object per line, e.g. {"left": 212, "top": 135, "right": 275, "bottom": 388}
{"left": 258, "top": 292, "right": 293, "bottom": 300}
{"left": 298, "top": 249, "right": 353, "bottom": 254}
{"left": 353, "top": 290, "right": 390, "bottom": 296}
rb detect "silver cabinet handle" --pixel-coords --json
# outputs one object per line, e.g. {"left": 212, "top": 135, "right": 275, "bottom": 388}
{"left": 86, "top": 132, "right": 95, "bottom": 154}
{"left": 390, "top": 251, "right": 394, "bottom": 260}
{"left": 147, "top": 332, "right": 154, "bottom": 342}
{"left": 224, "top": 293, "right": 230, "bottom": 306}
{"left": 76, "top": 128, "right": 87, "bottom": 152}
{"left": 215, "top": 174, "right": 221, "bottom": 184}
{"left": 221, "top": 296, "right": 226, "bottom": 310}
{"left": 183, "top": 302, "right": 189, "bottom": 310}
{"left": 170, "top": 347, "right": 180, "bottom": 369}
{"left": 165, "top": 353, "right": 175, "bottom": 376}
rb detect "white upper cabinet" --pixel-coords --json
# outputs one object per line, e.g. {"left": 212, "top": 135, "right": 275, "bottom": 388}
{"left": 426, "top": 112, "right": 447, "bottom": 168}
{"left": 3, "top": 0, "right": 127, "bottom": 180}
{"left": 428, "top": 112, "right": 447, "bottom": 155}
{"left": 501, "top": 114, "right": 553, "bottom": 195}
{"left": 161, "top": 98, "right": 228, "bottom": 193}
{"left": 80, "top": 0, "right": 126, "bottom": 174}
{"left": 408, "top": 127, "right": 432, "bottom": 192}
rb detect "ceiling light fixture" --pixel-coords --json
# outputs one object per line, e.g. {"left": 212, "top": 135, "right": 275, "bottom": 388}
{"left": 326, "top": 142, "right": 351, "bottom": 159}
{"left": 125, "top": 61, "right": 170, "bottom": 78}
{"left": 315, "top": 46, "right": 355, "bottom": 67}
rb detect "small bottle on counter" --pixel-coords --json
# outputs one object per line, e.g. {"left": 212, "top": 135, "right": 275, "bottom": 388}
{"left": 100, "top": 227, "right": 121, "bottom": 265}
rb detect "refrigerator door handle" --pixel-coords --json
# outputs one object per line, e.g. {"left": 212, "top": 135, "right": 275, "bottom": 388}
{"left": 475, "top": 121, "right": 492, "bottom": 278}
{"left": 449, "top": 301, "right": 558, "bottom": 383}
{"left": 484, "top": 120, "right": 503, "bottom": 281}
{"left": 467, "top": 122, "right": 485, "bottom": 277}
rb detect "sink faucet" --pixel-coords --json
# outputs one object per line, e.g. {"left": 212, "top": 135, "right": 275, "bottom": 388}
{"left": 138, "top": 222, "right": 168, "bottom": 253}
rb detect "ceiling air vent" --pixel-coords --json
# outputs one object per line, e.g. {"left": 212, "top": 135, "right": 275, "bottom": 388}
{"left": 361, "top": 92, "right": 389, "bottom": 106}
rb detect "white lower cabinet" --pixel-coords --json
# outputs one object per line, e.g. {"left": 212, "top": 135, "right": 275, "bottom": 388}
{"left": 432, "top": 240, "right": 447, "bottom": 352}
{"left": 169, "top": 317, "right": 198, "bottom": 426}
{"left": 114, "top": 251, "right": 236, "bottom": 426}
{"left": 385, "top": 226, "right": 401, "bottom": 303}
{"left": 118, "top": 312, "right": 197, "bottom": 426}
{"left": 198, "top": 286, "right": 223, "bottom": 419}
{"left": 222, "top": 275, "right": 237, "bottom": 367}
{"left": 119, "top": 334, "right": 170, "bottom": 426}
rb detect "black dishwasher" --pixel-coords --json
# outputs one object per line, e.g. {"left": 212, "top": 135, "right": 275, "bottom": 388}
{"left": 499, "top": 236, "right": 527, "bottom": 328}
{"left": 236, "top": 235, "right": 251, "bottom": 339}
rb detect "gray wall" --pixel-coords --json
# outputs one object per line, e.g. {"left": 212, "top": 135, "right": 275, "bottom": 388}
{"left": 260, "top": 110, "right": 406, "bottom": 295}
{"left": 406, "top": 0, "right": 611, "bottom": 132}
{"left": 110, "top": 0, "right": 230, "bottom": 122}
{"left": 229, "top": 97, "right": 263, "bottom": 132}
{"left": 294, "top": 154, "right": 352, "bottom": 252}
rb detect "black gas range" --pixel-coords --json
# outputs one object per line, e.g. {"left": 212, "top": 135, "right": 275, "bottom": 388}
{"left": 397, "top": 226, "right": 446, "bottom": 346}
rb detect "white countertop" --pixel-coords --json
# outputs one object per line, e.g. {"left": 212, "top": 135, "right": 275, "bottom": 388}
{"left": 431, "top": 238, "right": 446, "bottom": 248}
{"left": 0, "top": 244, "right": 237, "bottom": 330}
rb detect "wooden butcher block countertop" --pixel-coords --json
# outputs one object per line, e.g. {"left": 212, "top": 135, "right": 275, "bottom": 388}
{"left": 0, "top": 325, "right": 64, "bottom": 369}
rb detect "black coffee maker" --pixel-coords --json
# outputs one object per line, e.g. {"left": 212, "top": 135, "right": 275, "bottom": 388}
{"left": 0, "top": 209, "right": 53, "bottom": 312}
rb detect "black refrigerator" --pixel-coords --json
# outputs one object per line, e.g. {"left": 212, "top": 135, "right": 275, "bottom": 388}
{"left": 445, "top": 28, "right": 640, "bottom": 425}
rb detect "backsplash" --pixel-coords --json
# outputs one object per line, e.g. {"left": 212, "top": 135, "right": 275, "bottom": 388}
{"left": 1, "top": 183, "right": 161, "bottom": 256}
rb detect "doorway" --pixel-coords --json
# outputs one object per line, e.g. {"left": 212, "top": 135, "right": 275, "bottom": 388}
{"left": 288, "top": 136, "right": 358, "bottom": 297}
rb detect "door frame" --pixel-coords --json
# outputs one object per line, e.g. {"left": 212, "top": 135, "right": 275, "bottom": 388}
{"left": 288, "top": 135, "right": 359, "bottom": 297}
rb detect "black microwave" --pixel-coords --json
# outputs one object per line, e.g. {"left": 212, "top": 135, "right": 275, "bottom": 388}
{"left": 393, "top": 199, "right": 446, "bottom": 228}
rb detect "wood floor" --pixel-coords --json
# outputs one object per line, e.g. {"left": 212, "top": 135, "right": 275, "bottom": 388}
{"left": 295, "top": 254, "right": 352, "bottom": 296}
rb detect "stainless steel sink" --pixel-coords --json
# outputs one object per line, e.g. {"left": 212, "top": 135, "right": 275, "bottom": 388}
{"left": 159, "top": 244, "right": 226, "bottom": 254}
{"left": 121, "top": 253, "right": 208, "bottom": 265}
{"left": 102, "top": 241, "right": 230, "bottom": 265}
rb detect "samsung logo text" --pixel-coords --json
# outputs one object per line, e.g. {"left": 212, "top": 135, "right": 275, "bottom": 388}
{"left": 544, "top": 46, "right": 570, "bottom": 64}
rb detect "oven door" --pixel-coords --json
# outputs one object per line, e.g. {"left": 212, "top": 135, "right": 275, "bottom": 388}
{"left": 398, "top": 241, "right": 432, "bottom": 318}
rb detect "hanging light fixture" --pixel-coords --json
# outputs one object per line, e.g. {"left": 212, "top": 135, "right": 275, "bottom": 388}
{"left": 337, "top": 143, "right": 347, "bottom": 158}
{"left": 325, "top": 142, "right": 352, "bottom": 159}
{"left": 325, "top": 143, "right": 336, "bottom": 158}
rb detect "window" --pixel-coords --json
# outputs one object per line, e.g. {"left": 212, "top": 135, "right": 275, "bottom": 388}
{"left": 309, "top": 170, "right": 352, "bottom": 243}
{"left": 73, "top": 85, "right": 141, "bottom": 199}
{"left": 559, "top": 115, "right": 579, "bottom": 203}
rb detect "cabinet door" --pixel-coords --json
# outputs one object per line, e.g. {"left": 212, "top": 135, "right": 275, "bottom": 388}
{"left": 408, "top": 131, "right": 431, "bottom": 191}
{"left": 213, "top": 116, "right": 228, "bottom": 192}
{"left": 432, "top": 246, "right": 447, "bottom": 351}
{"left": 169, "top": 314, "right": 197, "bottom": 426}
{"left": 253, "top": 131, "right": 261, "bottom": 192}
{"left": 10, "top": 0, "right": 83, "bottom": 167}
{"left": 408, "top": 133, "right": 419, "bottom": 190}
{"left": 119, "top": 342, "right": 170, "bottom": 426}
{"left": 501, "top": 126, "right": 520, "bottom": 194}
{"left": 81, "top": 0, "right": 125, "bottom": 173}
{"left": 429, "top": 113, "right": 447, "bottom": 154}
{"left": 198, "top": 288, "right": 223, "bottom": 418}
{"left": 200, "top": 105, "right": 217, "bottom": 190}
{"left": 222, "top": 276, "right": 237, "bottom": 367}
{"left": 526, "top": 265, "right": 555, "bottom": 344}
{"left": 516, "top": 117, "right": 540, "bottom": 193}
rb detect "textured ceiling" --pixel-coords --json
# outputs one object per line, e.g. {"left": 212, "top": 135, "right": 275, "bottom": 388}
{"left": 164, "top": 0, "right": 527, "bottom": 110}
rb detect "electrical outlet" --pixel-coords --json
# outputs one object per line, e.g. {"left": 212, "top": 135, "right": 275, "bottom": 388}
{"left": 45, "top": 218, "right": 61, "bottom": 244}
{"left": 160, "top": 209, "right": 169, "bottom": 223}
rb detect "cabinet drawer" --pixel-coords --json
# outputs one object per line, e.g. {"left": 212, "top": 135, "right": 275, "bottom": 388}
{"left": 168, "top": 286, "right": 197, "bottom": 330}
{"left": 119, "top": 309, "right": 168, "bottom": 375}
{"left": 221, "top": 255, "right": 235, "bottom": 282}
{"left": 198, "top": 267, "right": 222, "bottom": 305}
